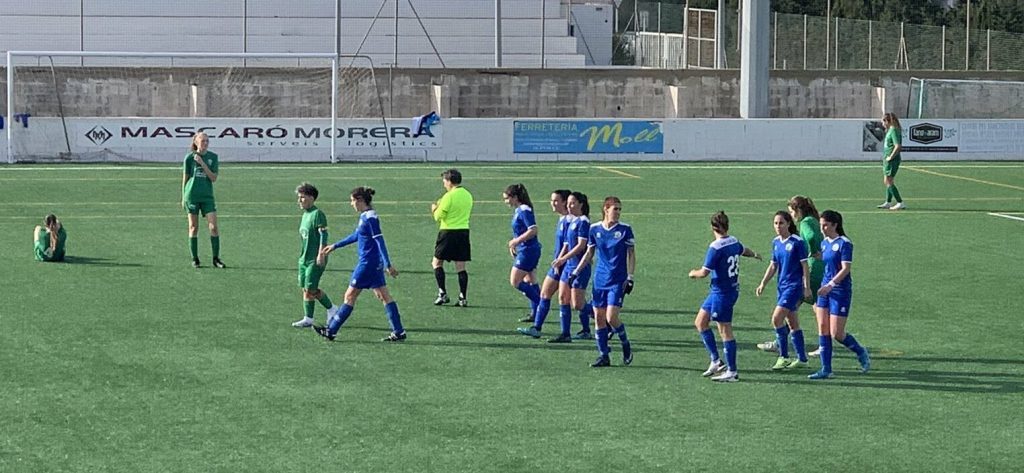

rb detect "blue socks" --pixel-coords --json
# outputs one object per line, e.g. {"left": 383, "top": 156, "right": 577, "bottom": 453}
{"left": 558, "top": 304, "right": 572, "bottom": 336}
{"left": 579, "top": 302, "right": 593, "bottom": 334}
{"left": 595, "top": 327, "right": 611, "bottom": 356}
{"left": 791, "top": 329, "right": 807, "bottom": 362}
{"left": 534, "top": 298, "right": 551, "bottom": 329}
{"left": 724, "top": 339, "right": 738, "bottom": 372}
{"left": 612, "top": 323, "right": 630, "bottom": 345}
{"left": 775, "top": 325, "right": 791, "bottom": 358}
{"left": 700, "top": 329, "right": 719, "bottom": 362}
{"left": 384, "top": 301, "right": 404, "bottom": 334}
{"left": 819, "top": 335, "right": 833, "bottom": 373}
{"left": 516, "top": 281, "right": 540, "bottom": 313}
{"left": 327, "top": 303, "right": 354, "bottom": 336}
{"left": 839, "top": 333, "right": 866, "bottom": 356}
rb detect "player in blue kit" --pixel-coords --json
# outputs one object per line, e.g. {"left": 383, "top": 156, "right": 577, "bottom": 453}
{"left": 688, "top": 211, "right": 762, "bottom": 382}
{"left": 314, "top": 187, "right": 407, "bottom": 342}
{"left": 548, "top": 191, "right": 594, "bottom": 343}
{"left": 568, "top": 196, "right": 635, "bottom": 367}
{"left": 503, "top": 184, "right": 543, "bottom": 329}
{"left": 809, "top": 210, "right": 870, "bottom": 379}
{"left": 755, "top": 211, "right": 812, "bottom": 370}
{"left": 517, "top": 189, "right": 571, "bottom": 337}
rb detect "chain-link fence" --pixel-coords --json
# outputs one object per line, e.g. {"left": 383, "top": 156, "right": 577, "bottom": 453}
{"left": 627, "top": 2, "right": 1024, "bottom": 71}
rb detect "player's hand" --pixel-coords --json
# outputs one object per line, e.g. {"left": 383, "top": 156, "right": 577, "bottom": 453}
{"left": 430, "top": 203, "right": 438, "bottom": 214}
{"left": 386, "top": 266, "right": 399, "bottom": 278}
{"left": 755, "top": 284, "right": 764, "bottom": 297}
{"left": 688, "top": 269, "right": 700, "bottom": 278}
{"left": 193, "top": 154, "right": 204, "bottom": 163}
{"left": 624, "top": 278, "right": 634, "bottom": 295}
{"left": 508, "top": 247, "right": 517, "bottom": 257}
{"left": 817, "top": 285, "right": 832, "bottom": 297}
{"left": 551, "top": 258, "right": 565, "bottom": 269}
{"left": 753, "top": 252, "right": 763, "bottom": 262}
{"left": 319, "top": 246, "right": 335, "bottom": 258}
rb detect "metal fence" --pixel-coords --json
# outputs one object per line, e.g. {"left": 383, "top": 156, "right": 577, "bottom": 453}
{"left": 628, "top": 2, "right": 1024, "bottom": 71}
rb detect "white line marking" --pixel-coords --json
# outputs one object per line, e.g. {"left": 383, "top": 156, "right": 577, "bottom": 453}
{"left": 4, "top": 163, "right": 1024, "bottom": 172}
{"left": 988, "top": 212, "right": 1024, "bottom": 222}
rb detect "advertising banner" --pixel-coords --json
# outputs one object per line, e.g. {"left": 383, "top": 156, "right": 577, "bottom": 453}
{"left": 862, "top": 120, "right": 959, "bottom": 153}
{"left": 514, "top": 120, "right": 663, "bottom": 153}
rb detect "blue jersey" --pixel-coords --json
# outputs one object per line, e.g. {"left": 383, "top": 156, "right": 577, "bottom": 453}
{"left": 552, "top": 214, "right": 572, "bottom": 259}
{"left": 702, "top": 236, "right": 745, "bottom": 294}
{"left": 566, "top": 215, "right": 591, "bottom": 266}
{"left": 772, "top": 234, "right": 809, "bottom": 288}
{"left": 587, "top": 222, "right": 635, "bottom": 289}
{"left": 821, "top": 236, "right": 853, "bottom": 290}
{"left": 331, "top": 210, "right": 392, "bottom": 268}
{"left": 511, "top": 204, "right": 541, "bottom": 252}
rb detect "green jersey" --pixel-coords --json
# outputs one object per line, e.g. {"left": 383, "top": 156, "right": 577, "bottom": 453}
{"left": 799, "top": 216, "right": 824, "bottom": 283}
{"left": 299, "top": 206, "right": 329, "bottom": 264}
{"left": 883, "top": 127, "right": 902, "bottom": 161}
{"left": 35, "top": 226, "right": 67, "bottom": 261}
{"left": 183, "top": 151, "right": 219, "bottom": 202}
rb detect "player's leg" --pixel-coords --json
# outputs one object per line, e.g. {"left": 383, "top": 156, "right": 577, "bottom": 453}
{"left": 808, "top": 302, "right": 833, "bottom": 379}
{"left": 205, "top": 209, "right": 224, "bottom": 268}
{"left": 888, "top": 162, "right": 905, "bottom": 209}
{"left": 831, "top": 305, "right": 869, "bottom": 373}
{"left": 372, "top": 286, "right": 406, "bottom": 342}
{"left": 770, "top": 306, "right": 793, "bottom": 370}
{"left": 186, "top": 211, "right": 200, "bottom": 266}
{"left": 589, "top": 289, "right": 611, "bottom": 367}
{"left": 710, "top": 295, "right": 739, "bottom": 382}
{"left": 785, "top": 306, "right": 808, "bottom": 366}
{"left": 605, "top": 298, "right": 632, "bottom": 365}
{"left": 454, "top": 260, "right": 469, "bottom": 306}
{"left": 316, "top": 286, "right": 361, "bottom": 340}
{"left": 548, "top": 280, "right": 574, "bottom": 342}
{"left": 696, "top": 306, "right": 724, "bottom": 376}
{"left": 431, "top": 256, "right": 449, "bottom": 305}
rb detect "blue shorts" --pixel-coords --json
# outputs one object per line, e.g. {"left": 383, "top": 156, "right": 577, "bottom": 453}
{"left": 350, "top": 263, "right": 386, "bottom": 290}
{"left": 592, "top": 285, "right": 625, "bottom": 309}
{"left": 514, "top": 245, "right": 541, "bottom": 272}
{"left": 701, "top": 291, "right": 739, "bottom": 323}
{"left": 561, "top": 263, "right": 591, "bottom": 289}
{"left": 545, "top": 265, "right": 561, "bottom": 281}
{"left": 816, "top": 288, "right": 852, "bottom": 317}
{"left": 776, "top": 285, "right": 803, "bottom": 312}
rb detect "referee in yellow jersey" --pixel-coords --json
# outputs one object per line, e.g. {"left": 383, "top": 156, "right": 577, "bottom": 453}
{"left": 431, "top": 169, "right": 474, "bottom": 306}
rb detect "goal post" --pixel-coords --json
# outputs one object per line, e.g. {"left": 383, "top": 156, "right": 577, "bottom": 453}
{"left": 5, "top": 51, "right": 421, "bottom": 163}
{"left": 907, "top": 77, "right": 1024, "bottom": 119}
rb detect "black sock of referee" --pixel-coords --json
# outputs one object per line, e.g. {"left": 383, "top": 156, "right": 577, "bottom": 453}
{"left": 457, "top": 270, "right": 469, "bottom": 299}
{"left": 434, "top": 267, "right": 447, "bottom": 294}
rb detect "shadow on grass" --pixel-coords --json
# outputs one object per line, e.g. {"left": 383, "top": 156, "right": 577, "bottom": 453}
{"left": 62, "top": 256, "right": 145, "bottom": 267}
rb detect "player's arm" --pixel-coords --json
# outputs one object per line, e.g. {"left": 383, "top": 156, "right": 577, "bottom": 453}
{"left": 508, "top": 225, "right": 538, "bottom": 249}
{"left": 370, "top": 219, "right": 398, "bottom": 277}
{"left": 887, "top": 131, "right": 902, "bottom": 161}
{"left": 755, "top": 261, "right": 777, "bottom": 296}
{"left": 800, "top": 259, "right": 812, "bottom": 299}
{"left": 321, "top": 229, "right": 358, "bottom": 256}
{"left": 689, "top": 248, "right": 714, "bottom": 279}
{"left": 571, "top": 246, "right": 595, "bottom": 277}
{"left": 432, "top": 192, "right": 450, "bottom": 222}
{"left": 741, "top": 247, "right": 762, "bottom": 261}
{"left": 194, "top": 155, "right": 217, "bottom": 182}
{"left": 624, "top": 246, "right": 636, "bottom": 294}
{"left": 554, "top": 237, "right": 586, "bottom": 267}
{"left": 315, "top": 225, "right": 330, "bottom": 266}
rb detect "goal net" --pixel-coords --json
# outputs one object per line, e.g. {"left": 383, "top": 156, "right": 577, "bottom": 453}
{"left": 907, "top": 77, "right": 1024, "bottom": 119}
{"left": 5, "top": 52, "right": 423, "bottom": 163}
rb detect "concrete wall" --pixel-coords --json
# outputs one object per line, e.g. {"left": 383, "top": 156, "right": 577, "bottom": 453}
{"left": 5, "top": 67, "right": 1024, "bottom": 119}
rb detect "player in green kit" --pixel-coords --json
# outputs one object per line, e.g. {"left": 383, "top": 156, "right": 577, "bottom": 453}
{"left": 292, "top": 182, "right": 339, "bottom": 328}
{"left": 34, "top": 214, "right": 67, "bottom": 262}
{"left": 877, "top": 112, "right": 906, "bottom": 210}
{"left": 182, "top": 132, "right": 225, "bottom": 268}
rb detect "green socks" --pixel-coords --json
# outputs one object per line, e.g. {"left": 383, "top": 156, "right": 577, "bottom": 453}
{"left": 318, "top": 294, "right": 334, "bottom": 309}
{"left": 304, "top": 300, "right": 316, "bottom": 319}
{"left": 211, "top": 236, "right": 220, "bottom": 258}
{"left": 890, "top": 185, "right": 903, "bottom": 203}
{"left": 189, "top": 237, "right": 198, "bottom": 259}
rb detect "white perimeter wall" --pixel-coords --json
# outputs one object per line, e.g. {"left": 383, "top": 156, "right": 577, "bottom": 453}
{"left": 3, "top": 118, "right": 1024, "bottom": 163}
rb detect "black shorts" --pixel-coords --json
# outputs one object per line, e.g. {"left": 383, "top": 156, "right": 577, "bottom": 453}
{"left": 435, "top": 229, "right": 471, "bottom": 262}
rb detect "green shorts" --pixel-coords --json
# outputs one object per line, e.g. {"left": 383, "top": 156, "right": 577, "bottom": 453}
{"left": 184, "top": 200, "right": 217, "bottom": 216}
{"left": 34, "top": 243, "right": 64, "bottom": 262}
{"left": 883, "top": 158, "right": 901, "bottom": 177}
{"left": 298, "top": 261, "right": 326, "bottom": 291}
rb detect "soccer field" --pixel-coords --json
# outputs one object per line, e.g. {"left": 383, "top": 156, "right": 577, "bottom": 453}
{"left": 2, "top": 162, "right": 1023, "bottom": 472}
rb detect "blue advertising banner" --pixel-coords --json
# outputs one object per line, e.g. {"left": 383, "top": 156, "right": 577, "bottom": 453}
{"left": 514, "top": 120, "right": 663, "bottom": 153}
